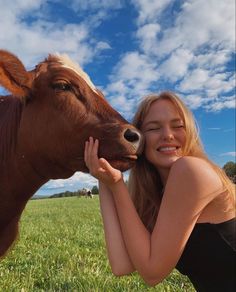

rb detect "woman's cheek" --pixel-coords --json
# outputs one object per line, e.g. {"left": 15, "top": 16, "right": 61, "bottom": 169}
{"left": 144, "top": 137, "right": 155, "bottom": 162}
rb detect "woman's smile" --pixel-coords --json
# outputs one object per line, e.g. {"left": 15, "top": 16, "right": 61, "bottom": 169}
{"left": 157, "top": 144, "right": 181, "bottom": 155}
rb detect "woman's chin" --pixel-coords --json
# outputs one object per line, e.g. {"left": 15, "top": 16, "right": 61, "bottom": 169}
{"left": 154, "top": 155, "right": 181, "bottom": 170}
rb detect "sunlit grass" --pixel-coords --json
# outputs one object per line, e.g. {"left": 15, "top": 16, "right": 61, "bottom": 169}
{"left": 0, "top": 197, "right": 195, "bottom": 291}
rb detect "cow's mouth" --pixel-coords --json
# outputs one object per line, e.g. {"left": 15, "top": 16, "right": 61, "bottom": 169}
{"left": 108, "top": 154, "right": 137, "bottom": 163}
{"left": 123, "top": 154, "right": 138, "bottom": 161}
{"left": 108, "top": 155, "right": 138, "bottom": 171}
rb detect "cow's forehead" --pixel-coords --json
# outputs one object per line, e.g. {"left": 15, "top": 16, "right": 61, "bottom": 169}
{"left": 55, "top": 54, "right": 97, "bottom": 93}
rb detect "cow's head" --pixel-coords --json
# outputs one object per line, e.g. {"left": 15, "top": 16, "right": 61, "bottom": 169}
{"left": 0, "top": 50, "right": 142, "bottom": 179}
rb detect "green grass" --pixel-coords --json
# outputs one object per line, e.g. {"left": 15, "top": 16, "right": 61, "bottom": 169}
{"left": 0, "top": 197, "right": 195, "bottom": 291}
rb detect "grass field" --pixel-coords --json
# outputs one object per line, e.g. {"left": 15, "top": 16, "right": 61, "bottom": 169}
{"left": 0, "top": 197, "right": 195, "bottom": 291}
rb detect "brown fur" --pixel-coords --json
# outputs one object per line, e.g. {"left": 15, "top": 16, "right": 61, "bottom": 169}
{"left": 0, "top": 50, "right": 141, "bottom": 258}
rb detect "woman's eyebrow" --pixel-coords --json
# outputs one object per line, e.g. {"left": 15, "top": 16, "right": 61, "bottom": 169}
{"left": 171, "top": 118, "right": 184, "bottom": 123}
{"left": 143, "top": 118, "right": 183, "bottom": 127}
{"left": 142, "top": 120, "right": 160, "bottom": 128}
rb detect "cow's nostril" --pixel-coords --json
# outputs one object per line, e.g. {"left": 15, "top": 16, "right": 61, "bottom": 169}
{"left": 124, "top": 128, "right": 140, "bottom": 143}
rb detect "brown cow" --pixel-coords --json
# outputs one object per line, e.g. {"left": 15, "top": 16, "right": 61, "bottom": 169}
{"left": 0, "top": 50, "right": 141, "bottom": 258}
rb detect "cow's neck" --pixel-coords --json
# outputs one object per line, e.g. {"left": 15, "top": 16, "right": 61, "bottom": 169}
{"left": 11, "top": 155, "right": 46, "bottom": 197}
{"left": 0, "top": 153, "right": 47, "bottom": 257}
{"left": 0, "top": 153, "right": 47, "bottom": 223}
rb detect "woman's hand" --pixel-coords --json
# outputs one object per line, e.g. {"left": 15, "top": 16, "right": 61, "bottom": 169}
{"left": 84, "top": 137, "right": 123, "bottom": 187}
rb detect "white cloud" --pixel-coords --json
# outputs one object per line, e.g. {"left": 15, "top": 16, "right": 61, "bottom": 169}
{"left": 113, "top": 52, "right": 160, "bottom": 99}
{"left": 0, "top": 0, "right": 44, "bottom": 16}
{"left": 204, "top": 95, "right": 236, "bottom": 112}
{"left": 179, "top": 68, "right": 209, "bottom": 91}
{"left": 125, "top": 0, "right": 235, "bottom": 111}
{"left": 181, "top": 94, "right": 206, "bottom": 110}
{"left": 70, "top": 0, "right": 122, "bottom": 11}
{"left": 106, "top": 80, "right": 128, "bottom": 95}
{"left": 106, "top": 51, "right": 160, "bottom": 117}
{"left": 154, "top": 0, "right": 235, "bottom": 57}
{"left": 1, "top": 22, "right": 93, "bottom": 68}
{"left": 68, "top": 0, "right": 123, "bottom": 28}
{"left": 96, "top": 41, "right": 112, "bottom": 51}
{"left": 136, "top": 23, "right": 161, "bottom": 54}
{"left": 109, "top": 95, "right": 137, "bottom": 119}
{"left": 115, "top": 52, "right": 158, "bottom": 83}
{"left": 194, "top": 51, "right": 232, "bottom": 71}
{"left": 159, "top": 49, "right": 194, "bottom": 82}
{"left": 220, "top": 152, "right": 236, "bottom": 157}
{"left": 223, "top": 128, "right": 235, "bottom": 133}
{"left": 179, "top": 69, "right": 235, "bottom": 98}
{"left": 131, "top": 0, "right": 173, "bottom": 24}
{"left": 43, "top": 172, "right": 98, "bottom": 190}
{"left": 0, "top": 0, "right": 111, "bottom": 68}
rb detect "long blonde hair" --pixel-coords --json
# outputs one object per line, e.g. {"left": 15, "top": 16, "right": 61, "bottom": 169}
{"left": 129, "top": 91, "right": 235, "bottom": 232}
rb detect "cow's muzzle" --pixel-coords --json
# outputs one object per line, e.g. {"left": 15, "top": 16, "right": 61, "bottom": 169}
{"left": 123, "top": 128, "right": 143, "bottom": 154}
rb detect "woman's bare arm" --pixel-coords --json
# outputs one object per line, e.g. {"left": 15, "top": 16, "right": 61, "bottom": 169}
{"left": 98, "top": 181, "right": 135, "bottom": 275}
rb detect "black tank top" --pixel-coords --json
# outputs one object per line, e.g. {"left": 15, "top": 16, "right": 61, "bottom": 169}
{"left": 176, "top": 218, "right": 236, "bottom": 292}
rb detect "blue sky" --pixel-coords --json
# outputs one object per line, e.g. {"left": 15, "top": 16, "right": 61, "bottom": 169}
{"left": 0, "top": 0, "right": 235, "bottom": 196}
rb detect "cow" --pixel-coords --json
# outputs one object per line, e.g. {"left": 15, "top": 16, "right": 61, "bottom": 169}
{"left": 79, "top": 188, "right": 93, "bottom": 198}
{"left": 86, "top": 190, "right": 93, "bottom": 198}
{"left": 0, "top": 50, "right": 141, "bottom": 258}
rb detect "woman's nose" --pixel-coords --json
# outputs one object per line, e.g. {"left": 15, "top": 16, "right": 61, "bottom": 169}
{"left": 162, "top": 127, "right": 174, "bottom": 141}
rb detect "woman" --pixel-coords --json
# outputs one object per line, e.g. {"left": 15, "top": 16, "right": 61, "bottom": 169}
{"left": 84, "top": 92, "right": 235, "bottom": 292}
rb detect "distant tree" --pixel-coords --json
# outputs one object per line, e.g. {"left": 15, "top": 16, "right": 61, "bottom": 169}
{"left": 223, "top": 161, "right": 236, "bottom": 183}
{"left": 91, "top": 185, "right": 99, "bottom": 194}
{"left": 50, "top": 190, "right": 78, "bottom": 198}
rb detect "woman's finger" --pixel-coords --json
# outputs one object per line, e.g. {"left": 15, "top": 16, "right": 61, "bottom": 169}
{"left": 99, "top": 158, "right": 123, "bottom": 184}
{"left": 84, "top": 137, "right": 94, "bottom": 168}
{"left": 92, "top": 139, "right": 99, "bottom": 158}
{"left": 87, "top": 137, "right": 95, "bottom": 166}
{"left": 99, "top": 158, "right": 114, "bottom": 173}
{"left": 86, "top": 137, "right": 103, "bottom": 175}
{"left": 88, "top": 137, "right": 94, "bottom": 158}
{"left": 90, "top": 138, "right": 99, "bottom": 166}
{"left": 84, "top": 140, "right": 88, "bottom": 165}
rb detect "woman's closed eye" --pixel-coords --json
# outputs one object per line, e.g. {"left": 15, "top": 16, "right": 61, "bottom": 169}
{"left": 172, "top": 124, "right": 185, "bottom": 129}
{"left": 145, "top": 127, "right": 161, "bottom": 132}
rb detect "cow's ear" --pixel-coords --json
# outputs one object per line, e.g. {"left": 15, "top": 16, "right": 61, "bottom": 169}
{"left": 0, "top": 50, "right": 32, "bottom": 99}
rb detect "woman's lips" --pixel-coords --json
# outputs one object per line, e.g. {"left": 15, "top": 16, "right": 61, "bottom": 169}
{"left": 157, "top": 146, "right": 180, "bottom": 154}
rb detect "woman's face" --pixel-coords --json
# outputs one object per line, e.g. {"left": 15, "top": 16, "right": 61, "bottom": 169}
{"left": 141, "top": 99, "right": 186, "bottom": 176}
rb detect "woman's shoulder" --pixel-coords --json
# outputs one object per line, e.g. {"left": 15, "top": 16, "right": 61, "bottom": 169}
{"left": 172, "top": 156, "right": 215, "bottom": 174}
{"left": 169, "top": 156, "right": 223, "bottom": 194}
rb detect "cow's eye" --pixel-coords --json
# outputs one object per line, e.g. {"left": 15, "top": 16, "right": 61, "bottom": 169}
{"left": 52, "top": 82, "right": 72, "bottom": 91}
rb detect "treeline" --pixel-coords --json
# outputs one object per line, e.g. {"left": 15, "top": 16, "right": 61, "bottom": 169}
{"left": 50, "top": 185, "right": 99, "bottom": 199}
{"left": 50, "top": 190, "right": 80, "bottom": 198}
{"left": 223, "top": 161, "right": 236, "bottom": 184}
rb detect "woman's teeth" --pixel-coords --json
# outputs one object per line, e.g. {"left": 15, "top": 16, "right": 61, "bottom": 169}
{"left": 158, "top": 147, "right": 177, "bottom": 152}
